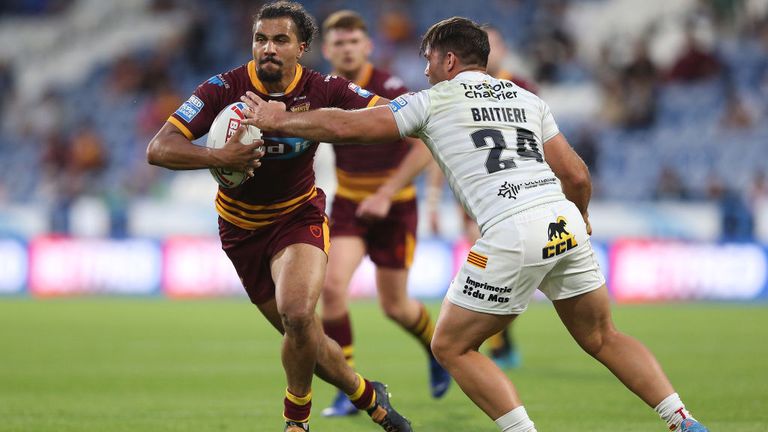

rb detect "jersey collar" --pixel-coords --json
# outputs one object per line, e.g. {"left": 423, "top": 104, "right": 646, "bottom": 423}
{"left": 453, "top": 70, "right": 490, "bottom": 81}
{"left": 355, "top": 63, "right": 374, "bottom": 88}
{"left": 247, "top": 61, "right": 303, "bottom": 96}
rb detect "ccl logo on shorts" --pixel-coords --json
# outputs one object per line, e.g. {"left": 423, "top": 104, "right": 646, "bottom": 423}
{"left": 542, "top": 216, "right": 578, "bottom": 259}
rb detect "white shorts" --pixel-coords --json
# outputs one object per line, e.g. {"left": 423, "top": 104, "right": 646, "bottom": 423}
{"left": 446, "top": 200, "right": 605, "bottom": 315}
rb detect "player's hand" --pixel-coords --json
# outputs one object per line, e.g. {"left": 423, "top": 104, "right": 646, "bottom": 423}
{"left": 240, "top": 91, "right": 286, "bottom": 132}
{"left": 356, "top": 192, "right": 392, "bottom": 221}
{"left": 213, "top": 126, "right": 264, "bottom": 177}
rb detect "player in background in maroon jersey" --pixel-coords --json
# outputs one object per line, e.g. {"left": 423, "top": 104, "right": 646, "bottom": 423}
{"left": 146, "top": 3, "right": 411, "bottom": 432}
{"left": 317, "top": 10, "right": 451, "bottom": 417}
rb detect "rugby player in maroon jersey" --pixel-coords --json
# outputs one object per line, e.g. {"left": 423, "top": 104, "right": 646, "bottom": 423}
{"left": 146, "top": 2, "right": 411, "bottom": 431}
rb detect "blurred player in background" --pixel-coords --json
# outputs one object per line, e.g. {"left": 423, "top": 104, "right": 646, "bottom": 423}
{"left": 318, "top": 10, "right": 450, "bottom": 417}
{"left": 425, "top": 24, "right": 538, "bottom": 369}
{"left": 146, "top": 2, "right": 411, "bottom": 431}
{"left": 240, "top": 16, "right": 710, "bottom": 432}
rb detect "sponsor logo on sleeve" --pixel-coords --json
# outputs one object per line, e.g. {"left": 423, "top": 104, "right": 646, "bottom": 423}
{"left": 388, "top": 96, "right": 408, "bottom": 113}
{"left": 347, "top": 82, "right": 373, "bottom": 98}
{"left": 206, "top": 75, "right": 229, "bottom": 88}
{"left": 175, "top": 95, "right": 204, "bottom": 123}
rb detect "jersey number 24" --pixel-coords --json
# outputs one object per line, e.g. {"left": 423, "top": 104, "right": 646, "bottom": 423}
{"left": 470, "top": 127, "right": 543, "bottom": 174}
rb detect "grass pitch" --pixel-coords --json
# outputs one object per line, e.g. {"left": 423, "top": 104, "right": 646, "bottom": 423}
{"left": 0, "top": 298, "right": 766, "bottom": 431}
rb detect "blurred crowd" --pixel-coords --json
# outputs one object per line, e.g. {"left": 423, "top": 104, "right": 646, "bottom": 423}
{"left": 0, "top": 0, "right": 766, "bottom": 239}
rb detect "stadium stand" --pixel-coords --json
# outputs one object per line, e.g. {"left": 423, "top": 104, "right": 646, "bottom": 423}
{"left": 0, "top": 0, "right": 766, "bottom": 240}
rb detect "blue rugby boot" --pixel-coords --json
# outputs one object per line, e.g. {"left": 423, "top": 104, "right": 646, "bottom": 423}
{"left": 429, "top": 353, "right": 451, "bottom": 398}
{"left": 321, "top": 389, "right": 358, "bottom": 417}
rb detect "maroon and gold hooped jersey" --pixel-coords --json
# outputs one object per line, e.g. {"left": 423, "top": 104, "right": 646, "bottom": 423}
{"left": 168, "top": 62, "right": 380, "bottom": 230}
{"left": 331, "top": 64, "right": 416, "bottom": 203}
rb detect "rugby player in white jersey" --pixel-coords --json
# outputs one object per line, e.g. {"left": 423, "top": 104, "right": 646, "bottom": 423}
{"left": 240, "top": 17, "right": 709, "bottom": 432}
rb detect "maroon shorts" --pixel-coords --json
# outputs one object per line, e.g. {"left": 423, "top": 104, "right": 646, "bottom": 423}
{"left": 219, "top": 191, "right": 329, "bottom": 305}
{"left": 329, "top": 196, "right": 417, "bottom": 269}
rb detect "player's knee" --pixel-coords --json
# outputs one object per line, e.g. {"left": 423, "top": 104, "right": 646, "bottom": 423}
{"left": 278, "top": 303, "right": 315, "bottom": 335}
{"left": 430, "top": 332, "right": 456, "bottom": 367}
{"left": 578, "top": 326, "right": 619, "bottom": 357}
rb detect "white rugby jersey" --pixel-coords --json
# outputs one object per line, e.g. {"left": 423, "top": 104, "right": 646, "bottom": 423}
{"left": 388, "top": 70, "right": 566, "bottom": 232}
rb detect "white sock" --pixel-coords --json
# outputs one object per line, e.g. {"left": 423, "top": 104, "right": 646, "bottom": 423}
{"left": 494, "top": 406, "right": 537, "bottom": 432}
{"left": 654, "top": 393, "right": 695, "bottom": 430}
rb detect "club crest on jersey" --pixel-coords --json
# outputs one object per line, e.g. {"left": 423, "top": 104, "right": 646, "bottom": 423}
{"left": 290, "top": 102, "right": 310, "bottom": 113}
{"left": 175, "top": 95, "right": 204, "bottom": 122}
{"left": 542, "top": 216, "right": 578, "bottom": 259}
{"left": 347, "top": 82, "right": 373, "bottom": 98}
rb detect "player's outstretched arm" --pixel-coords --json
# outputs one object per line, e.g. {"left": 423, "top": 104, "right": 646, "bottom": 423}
{"left": 543, "top": 132, "right": 593, "bottom": 233}
{"left": 356, "top": 139, "right": 433, "bottom": 219}
{"left": 147, "top": 122, "right": 264, "bottom": 173}
{"left": 240, "top": 91, "right": 401, "bottom": 144}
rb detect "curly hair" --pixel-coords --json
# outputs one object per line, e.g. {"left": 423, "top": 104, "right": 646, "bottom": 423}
{"left": 253, "top": 1, "right": 318, "bottom": 51}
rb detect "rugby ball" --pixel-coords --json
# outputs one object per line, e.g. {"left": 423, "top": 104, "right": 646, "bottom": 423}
{"left": 205, "top": 102, "right": 262, "bottom": 188}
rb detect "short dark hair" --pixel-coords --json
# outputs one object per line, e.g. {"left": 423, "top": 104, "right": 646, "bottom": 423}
{"left": 420, "top": 17, "right": 489, "bottom": 68}
{"left": 254, "top": 1, "right": 318, "bottom": 51}
{"left": 322, "top": 10, "right": 368, "bottom": 36}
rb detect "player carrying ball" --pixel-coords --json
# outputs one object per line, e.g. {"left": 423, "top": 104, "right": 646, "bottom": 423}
{"left": 146, "top": 2, "right": 411, "bottom": 431}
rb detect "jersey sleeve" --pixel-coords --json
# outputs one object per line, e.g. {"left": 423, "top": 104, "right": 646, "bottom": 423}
{"left": 324, "top": 75, "right": 381, "bottom": 110}
{"left": 541, "top": 99, "right": 560, "bottom": 143}
{"left": 387, "top": 90, "right": 431, "bottom": 138}
{"left": 168, "top": 79, "right": 226, "bottom": 140}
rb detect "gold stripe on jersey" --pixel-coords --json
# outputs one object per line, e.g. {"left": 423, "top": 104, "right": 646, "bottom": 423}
{"left": 248, "top": 61, "right": 303, "bottom": 95}
{"left": 215, "top": 187, "right": 317, "bottom": 230}
{"left": 335, "top": 169, "right": 416, "bottom": 203}
{"left": 167, "top": 116, "right": 195, "bottom": 140}
{"left": 355, "top": 63, "right": 374, "bottom": 88}
{"left": 366, "top": 95, "right": 381, "bottom": 107}
{"left": 216, "top": 197, "right": 299, "bottom": 221}
{"left": 218, "top": 186, "right": 317, "bottom": 211}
